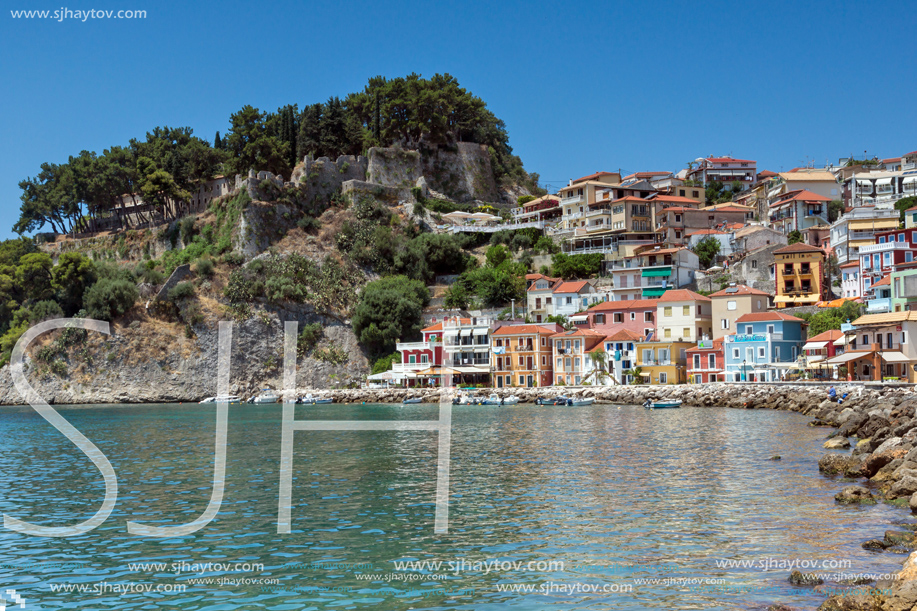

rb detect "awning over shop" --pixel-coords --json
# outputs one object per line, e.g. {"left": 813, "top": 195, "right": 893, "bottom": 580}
{"left": 803, "top": 341, "right": 828, "bottom": 350}
{"left": 415, "top": 366, "right": 460, "bottom": 376}
{"left": 825, "top": 351, "right": 874, "bottom": 365}
{"left": 453, "top": 366, "right": 490, "bottom": 374}
{"left": 833, "top": 335, "right": 851, "bottom": 346}
{"left": 642, "top": 287, "right": 667, "bottom": 297}
{"left": 642, "top": 267, "right": 672, "bottom": 277}
{"left": 366, "top": 371, "right": 394, "bottom": 380}
{"left": 881, "top": 351, "right": 911, "bottom": 363}
{"left": 639, "top": 372, "right": 651, "bottom": 377}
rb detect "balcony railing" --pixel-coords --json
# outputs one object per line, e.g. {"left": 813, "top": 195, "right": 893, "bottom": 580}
{"left": 396, "top": 341, "right": 432, "bottom": 351}
{"left": 782, "top": 288, "right": 814, "bottom": 296}
{"left": 859, "top": 241, "right": 914, "bottom": 254}
{"left": 561, "top": 195, "right": 585, "bottom": 206}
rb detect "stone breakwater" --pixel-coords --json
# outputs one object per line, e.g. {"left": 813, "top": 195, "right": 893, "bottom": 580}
{"left": 302, "top": 382, "right": 917, "bottom": 611}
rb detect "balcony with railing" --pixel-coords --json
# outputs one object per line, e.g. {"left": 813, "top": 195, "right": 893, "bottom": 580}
{"left": 445, "top": 355, "right": 491, "bottom": 367}
{"left": 859, "top": 241, "right": 914, "bottom": 254}
{"left": 561, "top": 194, "right": 585, "bottom": 206}
{"left": 781, "top": 287, "right": 814, "bottom": 297}
{"left": 396, "top": 340, "right": 433, "bottom": 351}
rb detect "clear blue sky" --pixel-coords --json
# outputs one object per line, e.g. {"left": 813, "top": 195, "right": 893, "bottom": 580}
{"left": 2, "top": 0, "right": 915, "bottom": 239}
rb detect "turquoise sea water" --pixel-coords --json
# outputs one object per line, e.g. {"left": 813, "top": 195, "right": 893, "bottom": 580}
{"left": 0, "top": 402, "right": 909, "bottom": 610}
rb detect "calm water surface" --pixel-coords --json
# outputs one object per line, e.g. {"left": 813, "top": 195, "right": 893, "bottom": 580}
{"left": 0, "top": 402, "right": 909, "bottom": 610}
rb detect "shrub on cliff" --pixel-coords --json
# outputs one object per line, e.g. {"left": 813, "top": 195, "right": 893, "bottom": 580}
{"left": 83, "top": 278, "right": 138, "bottom": 321}
{"left": 352, "top": 275, "right": 429, "bottom": 358}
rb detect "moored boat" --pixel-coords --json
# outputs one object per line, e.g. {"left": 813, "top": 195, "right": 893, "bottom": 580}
{"left": 570, "top": 397, "right": 595, "bottom": 406}
{"left": 199, "top": 395, "right": 242, "bottom": 404}
{"left": 536, "top": 395, "right": 571, "bottom": 405}
{"left": 252, "top": 390, "right": 280, "bottom": 404}
{"left": 299, "top": 394, "right": 333, "bottom": 404}
{"left": 481, "top": 394, "right": 520, "bottom": 405}
{"left": 402, "top": 397, "right": 423, "bottom": 404}
{"left": 643, "top": 399, "right": 682, "bottom": 409}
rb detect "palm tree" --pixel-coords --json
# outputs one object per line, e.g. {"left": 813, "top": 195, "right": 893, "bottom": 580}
{"left": 623, "top": 366, "right": 643, "bottom": 385}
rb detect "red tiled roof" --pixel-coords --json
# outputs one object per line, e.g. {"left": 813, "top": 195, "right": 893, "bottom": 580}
{"left": 687, "top": 229, "right": 728, "bottom": 236}
{"left": 757, "top": 170, "right": 778, "bottom": 178}
{"left": 526, "top": 278, "right": 562, "bottom": 292}
{"left": 881, "top": 157, "right": 902, "bottom": 164}
{"left": 774, "top": 243, "right": 825, "bottom": 254}
{"left": 573, "top": 171, "right": 618, "bottom": 183}
{"left": 872, "top": 275, "right": 891, "bottom": 287}
{"left": 658, "top": 289, "right": 711, "bottom": 303}
{"left": 839, "top": 261, "right": 860, "bottom": 268}
{"left": 774, "top": 189, "right": 832, "bottom": 203}
{"left": 613, "top": 196, "right": 651, "bottom": 203}
{"left": 553, "top": 280, "right": 590, "bottom": 293}
{"left": 903, "top": 150, "right": 917, "bottom": 157}
{"left": 603, "top": 328, "right": 644, "bottom": 342}
{"left": 807, "top": 329, "right": 843, "bottom": 342}
{"left": 491, "top": 324, "right": 556, "bottom": 336}
{"left": 906, "top": 206, "right": 917, "bottom": 213}
{"left": 709, "top": 285, "right": 771, "bottom": 298}
{"left": 735, "top": 312, "right": 804, "bottom": 323}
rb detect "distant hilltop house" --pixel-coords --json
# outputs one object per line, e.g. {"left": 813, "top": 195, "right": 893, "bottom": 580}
{"left": 686, "top": 156, "right": 757, "bottom": 187}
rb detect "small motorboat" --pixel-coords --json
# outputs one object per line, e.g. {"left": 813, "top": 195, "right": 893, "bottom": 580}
{"left": 452, "top": 393, "right": 475, "bottom": 405}
{"left": 199, "top": 395, "right": 241, "bottom": 404}
{"left": 298, "top": 394, "right": 333, "bottom": 404}
{"left": 253, "top": 390, "right": 280, "bottom": 404}
{"left": 481, "top": 394, "right": 520, "bottom": 405}
{"left": 643, "top": 399, "right": 682, "bottom": 409}
{"left": 402, "top": 397, "right": 423, "bottom": 404}
{"left": 536, "top": 395, "right": 571, "bottom": 405}
{"left": 570, "top": 397, "right": 595, "bottom": 406}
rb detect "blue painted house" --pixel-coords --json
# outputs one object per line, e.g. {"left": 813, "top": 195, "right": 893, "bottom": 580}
{"left": 723, "top": 312, "right": 806, "bottom": 381}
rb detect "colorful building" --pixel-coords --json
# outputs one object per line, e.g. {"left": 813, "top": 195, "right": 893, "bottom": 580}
{"left": 655, "top": 289, "right": 713, "bottom": 343}
{"left": 723, "top": 312, "right": 806, "bottom": 382}
{"left": 802, "top": 329, "right": 844, "bottom": 367}
{"left": 551, "top": 328, "right": 606, "bottom": 386}
{"left": 859, "top": 228, "right": 917, "bottom": 310}
{"left": 526, "top": 275, "right": 562, "bottom": 323}
{"left": 585, "top": 328, "right": 642, "bottom": 385}
{"left": 773, "top": 243, "right": 827, "bottom": 308}
{"left": 891, "top": 265, "right": 917, "bottom": 312}
{"left": 634, "top": 339, "right": 693, "bottom": 385}
{"left": 826, "top": 312, "right": 917, "bottom": 382}
{"left": 709, "top": 284, "right": 772, "bottom": 340}
{"left": 491, "top": 324, "right": 561, "bottom": 388}
{"left": 584, "top": 299, "right": 657, "bottom": 337}
{"left": 686, "top": 338, "right": 725, "bottom": 383}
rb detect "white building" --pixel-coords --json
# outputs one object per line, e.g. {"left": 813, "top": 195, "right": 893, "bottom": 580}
{"left": 840, "top": 262, "right": 861, "bottom": 299}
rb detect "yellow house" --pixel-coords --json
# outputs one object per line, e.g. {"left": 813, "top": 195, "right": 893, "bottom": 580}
{"left": 634, "top": 340, "right": 693, "bottom": 384}
{"left": 773, "top": 243, "right": 827, "bottom": 308}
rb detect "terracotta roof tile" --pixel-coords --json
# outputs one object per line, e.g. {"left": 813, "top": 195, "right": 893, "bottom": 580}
{"left": 657, "top": 289, "right": 711, "bottom": 303}
{"left": 709, "top": 285, "right": 772, "bottom": 298}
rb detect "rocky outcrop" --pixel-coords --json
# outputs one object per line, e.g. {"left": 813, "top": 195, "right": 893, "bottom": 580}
{"left": 835, "top": 486, "right": 876, "bottom": 505}
{"left": 0, "top": 306, "right": 369, "bottom": 404}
